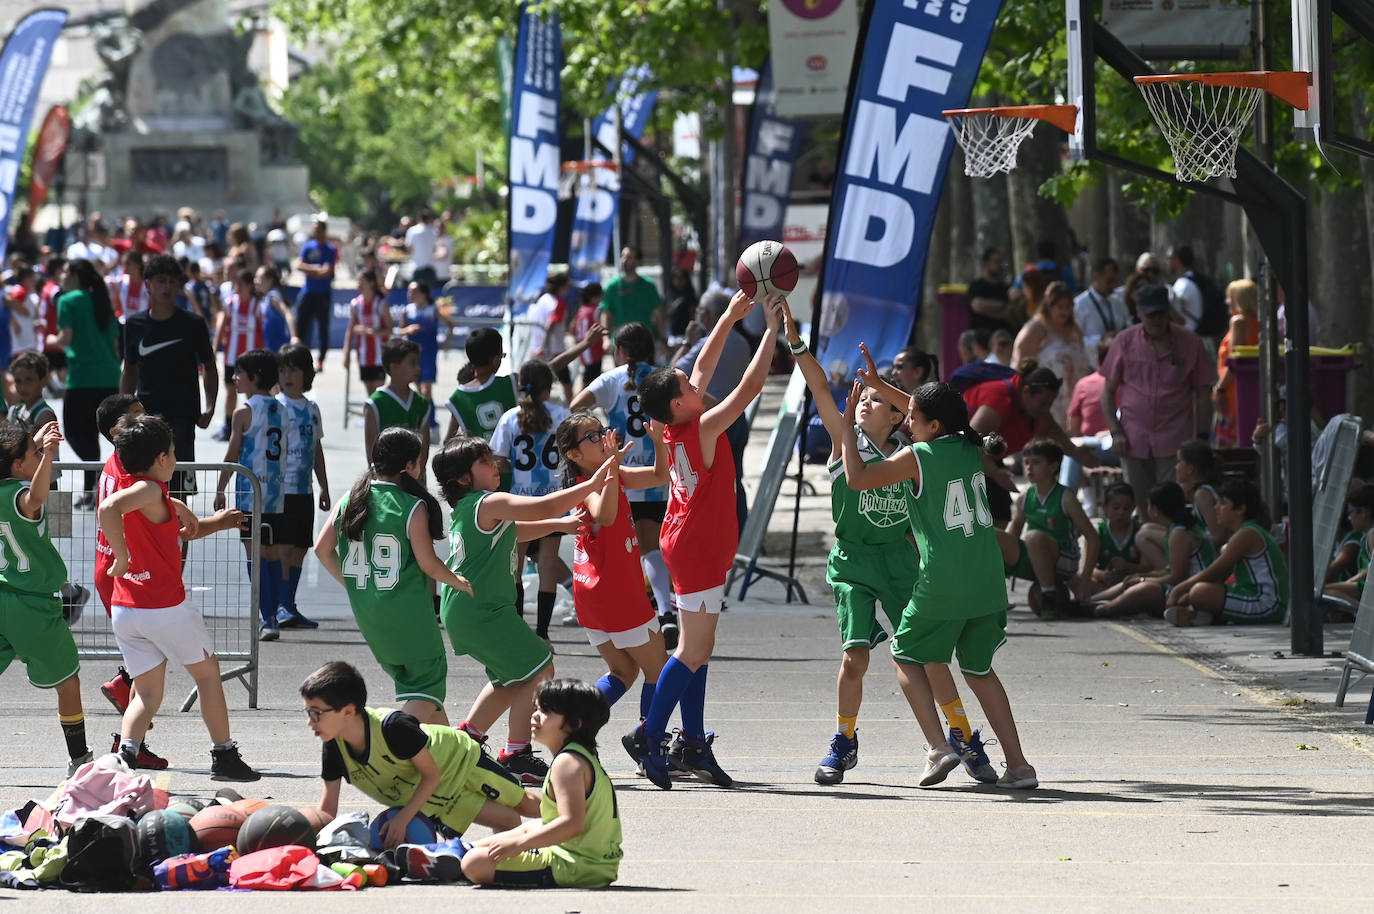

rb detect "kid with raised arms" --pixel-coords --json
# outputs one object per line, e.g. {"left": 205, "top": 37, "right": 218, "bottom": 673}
{"left": 554, "top": 412, "right": 670, "bottom": 722}
{"left": 842, "top": 347, "right": 1037, "bottom": 789}
{"left": 1091, "top": 481, "right": 1216, "bottom": 618}
{"left": 314, "top": 427, "right": 474, "bottom": 724}
{"left": 778, "top": 300, "right": 929, "bottom": 785}
{"left": 623, "top": 289, "right": 783, "bottom": 790}
{"left": 274, "top": 344, "right": 330, "bottom": 629}
{"left": 570, "top": 322, "right": 677, "bottom": 644}
{"left": 433, "top": 435, "right": 618, "bottom": 785}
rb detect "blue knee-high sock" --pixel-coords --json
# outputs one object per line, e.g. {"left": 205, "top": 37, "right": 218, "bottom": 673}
{"left": 280, "top": 565, "right": 303, "bottom": 610}
{"left": 645, "top": 656, "right": 694, "bottom": 741}
{"left": 260, "top": 560, "right": 282, "bottom": 624}
{"left": 680, "top": 664, "right": 708, "bottom": 739}
{"left": 639, "top": 682, "right": 655, "bottom": 719}
{"left": 595, "top": 674, "right": 628, "bottom": 706}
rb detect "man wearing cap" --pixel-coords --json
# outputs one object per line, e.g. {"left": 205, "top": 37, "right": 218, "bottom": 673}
{"left": 294, "top": 215, "right": 338, "bottom": 371}
{"left": 1101, "top": 283, "right": 1214, "bottom": 515}
{"left": 966, "top": 363, "right": 1101, "bottom": 526}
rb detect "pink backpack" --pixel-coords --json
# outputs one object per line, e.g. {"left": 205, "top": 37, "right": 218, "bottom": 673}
{"left": 53, "top": 760, "right": 157, "bottom": 827}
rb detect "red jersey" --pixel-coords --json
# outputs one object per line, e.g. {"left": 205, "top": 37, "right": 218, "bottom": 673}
{"left": 220, "top": 292, "right": 263, "bottom": 364}
{"left": 110, "top": 478, "right": 186, "bottom": 610}
{"left": 573, "top": 481, "right": 654, "bottom": 632}
{"left": 350, "top": 294, "right": 388, "bottom": 365}
{"left": 95, "top": 453, "right": 134, "bottom": 614}
{"left": 573, "top": 304, "right": 604, "bottom": 367}
{"left": 963, "top": 374, "right": 1036, "bottom": 455}
{"left": 109, "top": 275, "right": 148, "bottom": 322}
{"left": 660, "top": 418, "right": 738, "bottom": 592}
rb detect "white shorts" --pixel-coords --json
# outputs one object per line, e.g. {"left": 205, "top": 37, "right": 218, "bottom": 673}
{"left": 111, "top": 601, "right": 216, "bottom": 677}
{"left": 584, "top": 615, "right": 660, "bottom": 650}
{"left": 676, "top": 584, "right": 726, "bottom": 615}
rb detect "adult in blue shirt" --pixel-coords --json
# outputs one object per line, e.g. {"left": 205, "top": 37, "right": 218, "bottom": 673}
{"left": 293, "top": 214, "right": 337, "bottom": 370}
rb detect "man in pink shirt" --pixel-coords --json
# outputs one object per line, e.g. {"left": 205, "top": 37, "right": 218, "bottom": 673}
{"left": 1101, "top": 284, "right": 1213, "bottom": 517}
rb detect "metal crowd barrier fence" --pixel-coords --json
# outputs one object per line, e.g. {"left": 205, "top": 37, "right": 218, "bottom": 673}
{"left": 51, "top": 461, "right": 261, "bottom": 710}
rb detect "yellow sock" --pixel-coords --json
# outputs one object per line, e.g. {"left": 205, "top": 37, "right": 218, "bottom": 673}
{"left": 837, "top": 715, "right": 858, "bottom": 740}
{"left": 940, "top": 699, "right": 972, "bottom": 741}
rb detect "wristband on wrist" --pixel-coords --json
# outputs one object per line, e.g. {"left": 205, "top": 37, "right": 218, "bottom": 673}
{"left": 789, "top": 340, "right": 807, "bottom": 355}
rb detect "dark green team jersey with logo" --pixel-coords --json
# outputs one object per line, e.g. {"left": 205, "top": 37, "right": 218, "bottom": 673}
{"left": 827, "top": 429, "right": 912, "bottom": 547}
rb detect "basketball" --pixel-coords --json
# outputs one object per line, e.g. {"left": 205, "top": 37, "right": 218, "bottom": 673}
{"left": 188, "top": 804, "right": 247, "bottom": 853}
{"left": 165, "top": 796, "right": 207, "bottom": 821}
{"left": 237, "top": 804, "right": 319, "bottom": 855}
{"left": 136, "top": 809, "right": 194, "bottom": 864}
{"left": 736, "top": 240, "right": 799, "bottom": 300}
{"left": 369, "top": 807, "right": 438, "bottom": 849}
{"left": 227, "top": 797, "right": 269, "bottom": 817}
{"left": 298, "top": 806, "right": 332, "bottom": 835}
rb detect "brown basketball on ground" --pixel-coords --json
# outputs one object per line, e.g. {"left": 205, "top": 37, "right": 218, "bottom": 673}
{"left": 227, "top": 797, "right": 269, "bottom": 817}
{"left": 188, "top": 804, "right": 247, "bottom": 853}
{"left": 237, "top": 804, "right": 319, "bottom": 854}
{"left": 298, "top": 807, "right": 331, "bottom": 833}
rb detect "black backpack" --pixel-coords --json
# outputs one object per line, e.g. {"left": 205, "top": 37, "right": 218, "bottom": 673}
{"left": 1188, "top": 272, "right": 1229, "bottom": 338}
{"left": 59, "top": 814, "right": 142, "bottom": 892}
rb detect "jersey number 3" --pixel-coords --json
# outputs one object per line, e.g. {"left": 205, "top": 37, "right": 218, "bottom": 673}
{"left": 943, "top": 473, "right": 992, "bottom": 537}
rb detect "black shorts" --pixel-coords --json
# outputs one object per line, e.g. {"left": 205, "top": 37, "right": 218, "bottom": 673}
{"left": 553, "top": 362, "right": 571, "bottom": 386}
{"left": 239, "top": 512, "right": 285, "bottom": 546}
{"left": 358, "top": 364, "right": 385, "bottom": 383}
{"left": 165, "top": 417, "right": 197, "bottom": 499}
{"left": 629, "top": 500, "right": 667, "bottom": 523}
{"left": 523, "top": 533, "right": 563, "bottom": 558}
{"left": 987, "top": 471, "right": 1014, "bottom": 525}
{"left": 279, "top": 494, "right": 316, "bottom": 548}
{"left": 43, "top": 349, "right": 68, "bottom": 371}
{"left": 581, "top": 362, "right": 603, "bottom": 387}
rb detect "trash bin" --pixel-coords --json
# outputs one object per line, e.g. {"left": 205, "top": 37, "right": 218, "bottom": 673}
{"left": 1228, "top": 345, "right": 1357, "bottom": 448}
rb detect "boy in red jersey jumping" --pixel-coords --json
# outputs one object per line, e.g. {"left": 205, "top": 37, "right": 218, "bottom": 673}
{"left": 621, "top": 289, "right": 783, "bottom": 789}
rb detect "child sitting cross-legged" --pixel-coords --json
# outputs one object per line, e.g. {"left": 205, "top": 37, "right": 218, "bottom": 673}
{"left": 1320, "top": 484, "right": 1374, "bottom": 621}
{"left": 1091, "top": 482, "right": 1153, "bottom": 588}
{"left": 1090, "top": 482, "right": 1216, "bottom": 619}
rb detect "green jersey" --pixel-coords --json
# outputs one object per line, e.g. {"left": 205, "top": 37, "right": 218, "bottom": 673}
{"left": 906, "top": 437, "right": 1007, "bottom": 619}
{"left": 1022, "top": 482, "right": 1079, "bottom": 557}
{"left": 446, "top": 374, "right": 517, "bottom": 441}
{"left": 828, "top": 430, "right": 912, "bottom": 547}
{"left": 1233, "top": 520, "right": 1290, "bottom": 607}
{"left": 333, "top": 482, "right": 444, "bottom": 663}
{"left": 368, "top": 387, "right": 429, "bottom": 435}
{"left": 0, "top": 478, "right": 65, "bottom": 596}
{"left": 1096, "top": 517, "right": 1141, "bottom": 570}
{"left": 7, "top": 400, "right": 55, "bottom": 426}
{"left": 443, "top": 491, "right": 518, "bottom": 613}
{"left": 540, "top": 742, "right": 622, "bottom": 887}
{"left": 331, "top": 707, "right": 482, "bottom": 820}
{"left": 1167, "top": 522, "right": 1216, "bottom": 577}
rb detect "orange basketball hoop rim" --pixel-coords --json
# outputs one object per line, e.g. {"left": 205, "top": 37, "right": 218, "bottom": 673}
{"left": 560, "top": 159, "right": 618, "bottom": 173}
{"left": 1132, "top": 71, "right": 1311, "bottom": 110}
{"left": 940, "top": 104, "right": 1079, "bottom": 133}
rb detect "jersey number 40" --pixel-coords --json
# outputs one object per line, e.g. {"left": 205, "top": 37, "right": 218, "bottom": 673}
{"left": 943, "top": 473, "right": 993, "bottom": 537}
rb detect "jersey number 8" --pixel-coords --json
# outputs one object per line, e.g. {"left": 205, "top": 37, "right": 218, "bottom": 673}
{"left": 342, "top": 534, "right": 402, "bottom": 590}
{"left": 943, "top": 473, "right": 993, "bottom": 537}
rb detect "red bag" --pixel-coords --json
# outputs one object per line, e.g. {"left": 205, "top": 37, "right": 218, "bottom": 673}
{"left": 228, "top": 846, "right": 358, "bottom": 891}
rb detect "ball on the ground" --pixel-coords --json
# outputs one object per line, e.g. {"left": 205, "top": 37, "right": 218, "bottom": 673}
{"left": 137, "top": 809, "right": 194, "bottom": 863}
{"left": 736, "top": 240, "right": 799, "bottom": 300}
{"left": 188, "top": 804, "right": 246, "bottom": 853}
{"left": 298, "top": 807, "right": 332, "bottom": 837}
{"left": 227, "top": 797, "right": 268, "bottom": 818}
{"left": 369, "top": 807, "right": 437, "bottom": 849}
{"left": 237, "top": 804, "right": 319, "bottom": 854}
{"left": 165, "top": 796, "right": 207, "bottom": 821}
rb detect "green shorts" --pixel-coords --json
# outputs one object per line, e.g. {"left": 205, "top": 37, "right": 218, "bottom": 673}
{"left": 1220, "top": 583, "right": 1286, "bottom": 625}
{"left": 376, "top": 653, "right": 447, "bottom": 708}
{"left": 0, "top": 589, "right": 80, "bottom": 688}
{"left": 891, "top": 607, "right": 1007, "bottom": 678}
{"left": 827, "top": 541, "right": 917, "bottom": 650}
{"left": 1007, "top": 539, "right": 1079, "bottom": 582}
{"left": 441, "top": 601, "right": 553, "bottom": 687}
{"left": 488, "top": 847, "right": 559, "bottom": 888}
{"left": 441, "top": 752, "right": 528, "bottom": 833}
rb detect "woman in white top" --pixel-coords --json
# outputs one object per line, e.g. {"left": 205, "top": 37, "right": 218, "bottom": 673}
{"left": 1011, "top": 280, "right": 1093, "bottom": 428}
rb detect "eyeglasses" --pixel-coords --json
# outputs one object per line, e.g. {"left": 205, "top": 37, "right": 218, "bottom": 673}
{"left": 304, "top": 706, "right": 338, "bottom": 722}
{"left": 576, "top": 427, "right": 608, "bottom": 446}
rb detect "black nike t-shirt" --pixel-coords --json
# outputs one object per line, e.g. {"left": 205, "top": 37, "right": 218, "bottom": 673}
{"left": 123, "top": 308, "right": 215, "bottom": 420}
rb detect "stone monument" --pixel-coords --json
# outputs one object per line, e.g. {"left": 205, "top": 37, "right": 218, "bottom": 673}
{"left": 75, "top": 0, "right": 313, "bottom": 220}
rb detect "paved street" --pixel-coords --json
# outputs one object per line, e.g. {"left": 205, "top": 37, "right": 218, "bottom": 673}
{"left": 4, "top": 351, "right": 1371, "bottom": 910}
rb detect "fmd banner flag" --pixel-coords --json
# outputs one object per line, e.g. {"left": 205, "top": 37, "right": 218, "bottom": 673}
{"left": 507, "top": 5, "right": 562, "bottom": 315}
{"left": 569, "top": 66, "right": 657, "bottom": 286}
{"left": 0, "top": 8, "right": 67, "bottom": 263}
{"left": 814, "top": 0, "right": 1002, "bottom": 380}
{"left": 739, "top": 59, "right": 804, "bottom": 250}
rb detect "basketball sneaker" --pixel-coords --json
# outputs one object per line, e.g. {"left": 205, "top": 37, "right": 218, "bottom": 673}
{"left": 996, "top": 765, "right": 1040, "bottom": 790}
{"left": 66, "top": 750, "right": 94, "bottom": 777}
{"left": 210, "top": 742, "right": 262, "bottom": 782}
{"left": 918, "top": 743, "right": 962, "bottom": 787}
{"left": 622, "top": 723, "right": 673, "bottom": 789}
{"left": 668, "top": 731, "right": 734, "bottom": 787}
{"left": 396, "top": 838, "right": 466, "bottom": 883}
{"left": 814, "top": 731, "right": 858, "bottom": 785}
{"left": 259, "top": 618, "right": 279, "bottom": 642}
{"left": 498, "top": 745, "right": 549, "bottom": 786}
{"left": 60, "top": 583, "right": 90, "bottom": 626}
{"left": 101, "top": 667, "right": 132, "bottom": 714}
{"left": 110, "top": 733, "right": 169, "bottom": 770}
{"left": 659, "top": 612, "right": 679, "bottom": 651}
{"left": 947, "top": 727, "right": 998, "bottom": 783}
{"left": 276, "top": 605, "right": 319, "bottom": 629}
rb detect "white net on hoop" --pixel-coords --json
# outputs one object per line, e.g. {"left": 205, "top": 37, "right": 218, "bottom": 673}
{"left": 944, "top": 112, "right": 1042, "bottom": 178}
{"left": 1137, "top": 80, "right": 1263, "bottom": 181}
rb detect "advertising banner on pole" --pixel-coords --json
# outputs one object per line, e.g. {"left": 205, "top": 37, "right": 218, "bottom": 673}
{"left": 739, "top": 59, "right": 804, "bottom": 250}
{"left": 26, "top": 104, "right": 70, "bottom": 221}
{"left": 766, "top": 0, "right": 860, "bottom": 117}
{"left": 506, "top": 4, "right": 562, "bottom": 315}
{"left": 813, "top": 0, "right": 1004, "bottom": 380}
{"left": 569, "top": 66, "right": 657, "bottom": 285}
{"left": 0, "top": 8, "right": 68, "bottom": 262}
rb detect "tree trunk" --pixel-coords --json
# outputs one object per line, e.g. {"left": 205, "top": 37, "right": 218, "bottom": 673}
{"left": 1107, "top": 170, "right": 1152, "bottom": 267}
{"left": 1006, "top": 128, "right": 1072, "bottom": 274}
{"left": 946, "top": 149, "right": 976, "bottom": 286}
{"left": 918, "top": 176, "right": 953, "bottom": 350}
{"left": 973, "top": 171, "right": 1012, "bottom": 267}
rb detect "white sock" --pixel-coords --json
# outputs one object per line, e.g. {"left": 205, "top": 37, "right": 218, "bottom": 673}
{"left": 642, "top": 549, "right": 673, "bottom": 616}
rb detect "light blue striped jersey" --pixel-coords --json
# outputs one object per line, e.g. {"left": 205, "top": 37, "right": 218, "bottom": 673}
{"left": 276, "top": 392, "right": 322, "bottom": 495}
{"left": 583, "top": 362, "right": 666, "bottom": 503}
{"left": 490, "top": 402, "right": 570, "bottom": 497}
{"left": 237, "top": 393, "right": 285, "bottom": 513}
